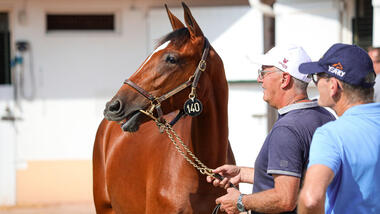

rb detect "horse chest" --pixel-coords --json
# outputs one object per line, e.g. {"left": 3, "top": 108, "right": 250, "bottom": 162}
{"left": 104, "top": 126, "right": 204, "bottom": 213}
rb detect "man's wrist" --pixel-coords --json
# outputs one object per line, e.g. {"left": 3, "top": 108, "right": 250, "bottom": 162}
{"left": 240, "top": 167, "right": 254, "bottom": 183}
{"left": 236, "top": 193, "right": 247, "bottom": 212}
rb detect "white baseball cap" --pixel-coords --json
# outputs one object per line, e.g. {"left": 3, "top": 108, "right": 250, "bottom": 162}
{"left": 250, "top": 45, "right": 312, "bottom": 83}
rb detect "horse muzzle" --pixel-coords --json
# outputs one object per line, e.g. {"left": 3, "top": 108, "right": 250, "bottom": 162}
{"left": 104, "top": 99, "right": 124, "bottom": 120}
{"left": 104, "top": 99, "right": 145, "bottom": 132}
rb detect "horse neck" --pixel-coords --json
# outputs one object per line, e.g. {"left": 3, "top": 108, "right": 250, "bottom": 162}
{"left": 190, "top": 75, "right": 229, "bottom": 167}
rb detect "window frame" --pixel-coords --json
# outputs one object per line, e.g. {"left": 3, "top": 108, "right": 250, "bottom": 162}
{"left": 44, "top": 10, "right": 121, "bottom": 35}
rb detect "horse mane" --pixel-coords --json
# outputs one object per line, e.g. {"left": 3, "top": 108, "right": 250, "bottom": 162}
{"left": 155, "top": 27, "right": 190, "bottom": 49}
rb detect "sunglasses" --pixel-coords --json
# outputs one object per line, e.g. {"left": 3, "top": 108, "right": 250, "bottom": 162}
{"left": 257, "top": 69, "right": 282, "bottom": 80}
{"left": 311, "top": 73, "right": 331, "bottom": 85}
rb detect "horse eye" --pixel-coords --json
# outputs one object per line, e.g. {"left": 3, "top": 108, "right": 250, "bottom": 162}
{"left": 165, "top": 55, "right": 177, "bottom": 64}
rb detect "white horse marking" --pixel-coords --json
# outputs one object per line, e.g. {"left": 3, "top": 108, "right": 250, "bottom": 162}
{"left": 135, "top": 41, "right": 171, "bottom": 74}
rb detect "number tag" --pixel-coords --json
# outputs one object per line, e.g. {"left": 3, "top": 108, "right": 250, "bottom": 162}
{"left": 184, "top": 98, "right": 203, "bottom": 117}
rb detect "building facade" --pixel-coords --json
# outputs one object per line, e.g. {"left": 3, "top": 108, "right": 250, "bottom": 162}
{"left": 0, "top": 0, "right": 378, "bottom": 206}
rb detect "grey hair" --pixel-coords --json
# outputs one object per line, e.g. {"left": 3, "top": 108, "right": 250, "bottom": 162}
{"left": 274, "top": 67, "right": 309, "bottom": 93}
{"left": 338, "top": 72, "right": 375, "bottom": 103}
{"left": 292, "top": 77, "right": 309, "bottom": 93}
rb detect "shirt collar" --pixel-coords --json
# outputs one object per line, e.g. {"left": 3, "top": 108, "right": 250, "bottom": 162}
{"left": 278, "top": 100, "right": 319, "bottom": 115}
{"left": 343, "top": 102, "right": 380, "bottom": 116}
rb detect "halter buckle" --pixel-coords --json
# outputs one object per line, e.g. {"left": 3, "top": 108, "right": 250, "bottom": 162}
{"left": 198, "top": 60, "right": 206, "bottom": 72}
{"left": 148, "top": 104, "right": 155, "bottom": 114}
{"left": 147, "top": 99, "right": 161, "bottom": 113}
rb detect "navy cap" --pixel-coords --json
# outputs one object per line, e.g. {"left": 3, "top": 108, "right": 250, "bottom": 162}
{"left": 299, "top": 43, "right": 375, "bottom": 88}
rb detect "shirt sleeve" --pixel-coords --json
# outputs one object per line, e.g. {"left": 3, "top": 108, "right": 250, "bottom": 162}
{"left": 308, "top": 127, "right": 341, "bottom": 175}
{"left": 267, "top": 126, "right": 305, "bottom": 177}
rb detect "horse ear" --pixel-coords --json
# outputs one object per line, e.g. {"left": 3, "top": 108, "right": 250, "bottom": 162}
{"left": 165, "top": 4, "right": 185, "bottom": 30}
{"left": 182, "top": 2, "right": 204, "bottom": 38}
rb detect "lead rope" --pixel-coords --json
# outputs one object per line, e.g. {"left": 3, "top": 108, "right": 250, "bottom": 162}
{"left": 165, "top": 124, "right": 214, "bottom": 175}
{"left": 142, "top": 112, "right": 215, "bottom": 177}
{"left": 140, "top": 109, "right": 236, "bottom": 214}
{"left": 165, "top": 123, "right": 237, "bottom": 214}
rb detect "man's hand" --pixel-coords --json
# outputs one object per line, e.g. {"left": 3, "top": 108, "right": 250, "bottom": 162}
{"left": 215, "top": 187, "right": 241, "bottom": 214}
{"left": 206, "top": 165, "right": 241, "bottom": 189}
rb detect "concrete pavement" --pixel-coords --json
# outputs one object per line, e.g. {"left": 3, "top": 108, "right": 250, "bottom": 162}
{"left": 0, "top": 202, "right": 95, "bottom": 214}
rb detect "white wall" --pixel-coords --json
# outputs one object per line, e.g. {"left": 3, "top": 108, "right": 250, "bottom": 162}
{"left": 274, "top": 0, "right": 353, "bottom": 60}
{"left": 148, "top": 6, "right": 263, "bottom": 81}
{"left": 0, "top": 87, "right": 16, "bottom": 205}
{"left": 1, "top": 0, "right": 148, "bottom": 162}
{"left": 227, "top": 83, "right": 267, "bottom": 193}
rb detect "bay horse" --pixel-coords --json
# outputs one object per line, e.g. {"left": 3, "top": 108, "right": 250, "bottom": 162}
{"left": 93, "top": 3, "right": 235, "bottom": 213}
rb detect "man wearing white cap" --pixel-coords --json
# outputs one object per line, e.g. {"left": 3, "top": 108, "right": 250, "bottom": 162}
{"left": 207, "top": 45, "right": 335, "bottom": 214}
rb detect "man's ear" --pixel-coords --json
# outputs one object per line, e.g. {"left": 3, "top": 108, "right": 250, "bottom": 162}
{"left": 280, "top": 72, "right": 292, "bottom": 89}
{"left": 330, "top": 78, "right": 342, "bottom": 100}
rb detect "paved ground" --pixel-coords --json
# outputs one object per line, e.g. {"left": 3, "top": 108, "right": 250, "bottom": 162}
{"left": 0, "top": 203, "right": 251, "bottom": 214}
{"left": 0, "top": 202, "right": 95, "bottom": 214}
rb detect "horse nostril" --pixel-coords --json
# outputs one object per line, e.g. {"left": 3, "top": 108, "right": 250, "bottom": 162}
{"left": 108, "top": 99, "right": 122, "bottom": 113}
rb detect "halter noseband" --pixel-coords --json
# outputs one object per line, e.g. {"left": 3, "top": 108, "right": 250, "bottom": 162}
{"left": 124, "top": 38, "right": 210, "bottom": 125}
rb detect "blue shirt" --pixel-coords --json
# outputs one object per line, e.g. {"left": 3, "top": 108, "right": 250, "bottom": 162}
{"left": 252, "top": 101, "right": 335, "bottom": 214}
{"left": 308, "top": 103, "right": 380, "bottom": 214}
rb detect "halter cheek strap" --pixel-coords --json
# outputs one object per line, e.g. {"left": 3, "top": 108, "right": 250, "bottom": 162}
{"left": 124, "top": 38, "right": 210, "bottom": 126}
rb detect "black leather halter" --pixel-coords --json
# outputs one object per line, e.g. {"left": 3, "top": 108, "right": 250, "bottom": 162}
{"left": 124, "top": 38, "right": 210, "bottom": 124}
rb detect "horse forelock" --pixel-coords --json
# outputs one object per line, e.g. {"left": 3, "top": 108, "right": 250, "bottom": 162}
{"left": 155, "top": 28, "right": 190, "bottom": 49}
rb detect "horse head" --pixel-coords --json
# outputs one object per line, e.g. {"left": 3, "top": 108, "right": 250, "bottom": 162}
{"left": 104, "top": 3, "right": 225, "bottom": 132}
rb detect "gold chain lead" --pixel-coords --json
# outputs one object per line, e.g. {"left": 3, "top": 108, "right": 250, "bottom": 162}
{"left": 164, "top": 123, "right": 214, "bottom": 177}
{"left": 139, "top": 109, "right": 215, "bottom": 178}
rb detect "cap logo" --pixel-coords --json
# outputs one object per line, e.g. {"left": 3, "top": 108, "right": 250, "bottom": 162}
{"left": 278, "top": 58, "right": 288, "bottom": 69}
{"left": 332, "top": 62, "right": 343, "bottom": 70}
{"left": 328, "top": 62, "right": 345, "bottom": 77}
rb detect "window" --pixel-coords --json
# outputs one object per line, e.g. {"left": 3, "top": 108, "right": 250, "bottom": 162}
{"left": 352, "top": 0, "right": 373, "bottom": 49}
{"left": 46, "top": 14, "right": 115, "bottom": 31}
